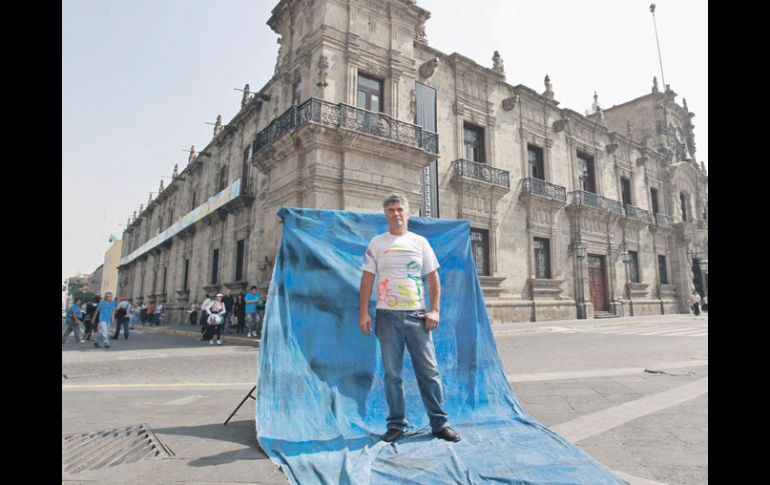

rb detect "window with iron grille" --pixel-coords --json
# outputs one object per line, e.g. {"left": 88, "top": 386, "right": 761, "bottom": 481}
{"left": 629, "top": 251, "right": 640, "bottom": 283}
{"left": 357, "top": 74, "right": 383, "bottom": 112}
{"left": 162, "top": 267, "right": 167, "bottom": 294}
{"left": 211, "top": 249, "right": 220, "bottom": 285}
{"left": 577, "top": 152, "right": 596, "bottom": 193}
{"left": 464, "top": 123, "right": 485, "bottom": 163}
{"left": 680, "top": 192, "right": 688, "bottom": 221}
{"left": 534, "top": 238, "right": 551, "bottom": 279}
{"left": 219, "top": 166, "right": 228, "bottom": 192}
{"left": 235, "top": 240, "right": 245, "bottom": 282}
{"left": 470, "top": 228, "right": 489, "bottom": 276}
{"left": 183, "top": 259, "right": 190, "bottom": 291}
{"left": 292, "top": 79, "right": 302, "bottom": 106}
{"left": 528, "top": 144, "right": 544, "bottom": 180}
{"left": 650, "top": 187, "right": 660, "bottom": 214}
{"left": 620, "top": 177, "right": 632, "bottom": 205}
{"left": 658, "top": 255, "right": 668, "bottom": 284}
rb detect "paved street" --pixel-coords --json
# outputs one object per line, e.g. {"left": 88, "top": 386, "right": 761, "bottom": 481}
{"left": 62, "top": 314, "right": 707, "bottom": 484}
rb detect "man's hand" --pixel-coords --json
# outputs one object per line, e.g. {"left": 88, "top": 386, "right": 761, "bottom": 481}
{"left": 359, "top": 314, "right": 372, "bottom": 336}
{"left": 420, "top": 309, "right": 440, "bottom": 332}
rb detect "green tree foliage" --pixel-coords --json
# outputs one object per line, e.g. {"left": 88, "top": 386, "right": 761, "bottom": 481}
{"left": 68, "top": 280, "right": 99, "bottom": 305}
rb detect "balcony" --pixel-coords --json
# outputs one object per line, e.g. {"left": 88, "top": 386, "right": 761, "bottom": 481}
{"left": 624, "top": 204, "right": 653, "bottom": 224}
{"left": 451, "top": 159, "right": 510, "bottom": 190}
{"left": 252, "top": 98, "right": 439, "bottom": 156}
{"left": 519, "top": 178, "right": 567, "bottom": 202}
{"left": 568, "top": 190, "right": 624, "bottom": 215}
{"left": 655, "top": 213, "right": 674, "bottom": 228}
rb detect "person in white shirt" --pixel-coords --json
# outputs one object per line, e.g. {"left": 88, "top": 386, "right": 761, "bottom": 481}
{"left": 359, "top": 193, "right": 460, "bottom": 444}
{"left": 689, "top": 290, "right": 702, "bottom": 316}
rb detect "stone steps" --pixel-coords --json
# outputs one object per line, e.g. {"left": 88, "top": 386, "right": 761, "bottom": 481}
{"left": 594, "top": 312, "right": 620, "bottom": 319}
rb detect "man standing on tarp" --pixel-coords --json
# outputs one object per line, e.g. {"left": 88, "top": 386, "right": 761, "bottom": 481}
{"left": 359, "top": 193, "right": 461, "bottom": 443}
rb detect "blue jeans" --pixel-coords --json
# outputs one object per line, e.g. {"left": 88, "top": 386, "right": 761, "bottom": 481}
{"left": 113, "top": 317, "right": 130, "bottom": 338}
{"left": 95, "top": 321, "right": 111, "bottom": 346}
{"left": 375, "top": 309, "right": 449, "bottom": 433}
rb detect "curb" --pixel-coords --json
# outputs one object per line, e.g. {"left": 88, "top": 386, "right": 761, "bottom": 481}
{"left": 135, "top": 325, "right": 260, "bottom": 348}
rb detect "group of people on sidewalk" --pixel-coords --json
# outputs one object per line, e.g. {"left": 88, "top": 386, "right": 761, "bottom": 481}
{"left": 62, "top": 294, "right": 165, "bottom": 349}
{"left": 191, "top": 286, "right": 267, "bottom": 345}
{"left": 62, "top": 293, "right": 135, "bottom": 348}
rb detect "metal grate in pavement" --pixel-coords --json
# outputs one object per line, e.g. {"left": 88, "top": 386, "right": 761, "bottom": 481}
{"left": 63, "top": 423, "right": 173, "bottom": 474}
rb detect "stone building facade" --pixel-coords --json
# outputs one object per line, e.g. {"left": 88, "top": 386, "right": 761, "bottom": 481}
{"left": 117, "top": 0, "right": 708, "bottom": 325}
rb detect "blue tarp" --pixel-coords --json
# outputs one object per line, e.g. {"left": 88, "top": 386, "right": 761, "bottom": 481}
{"left": 257, "top": 208, "right": 626, "bottom": 485}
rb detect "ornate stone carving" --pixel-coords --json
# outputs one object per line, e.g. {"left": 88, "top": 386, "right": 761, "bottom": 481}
{"left": 172, "top": 164, "right": 178, "bottom": 179}
{"left": 213, "top": 115, "right": 223, "bottom": 137}
{"left": 316, "top": 55, "right": 329, "bottom": 87}
{"left": 652, "top": 76, "right": 659, "bottom": 93}
{"left": 409, "top": 89, "right": 416, "bottom": 120}
{"left": 626, "top": 121, "right": 634, "bottom": 140}
{"left": 553, "top": 118, "right": 568, "bottom": 132}
{"left": 159, "top": 180, "right": 164, "bottom": 192}
{"left": 543, "top": 74, "right": 554, "bottom": 99}
{"left": 492, "top": 50, "right": 504, "bottom": 75}
{"left": 502, "top": 95, "right": 518, "bottom": 111}
{"left": 241, "top": 83, "right": 252, "bottom": 108}
{"left": 419, "top": 57, "right": 438, "bottom": 79}
{"left": 415, "top": 22, "right": 427, "bottom": 44}
{"left": 187, "top": 145, "right": 197, "bottom": 164}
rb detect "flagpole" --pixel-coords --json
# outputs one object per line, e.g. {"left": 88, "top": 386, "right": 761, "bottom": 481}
{"left": 650, "top": 3, "right": 666, "bottom": 87}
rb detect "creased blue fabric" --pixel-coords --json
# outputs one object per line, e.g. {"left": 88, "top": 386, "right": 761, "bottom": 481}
{"left": 257, "top": 207, "right": 626, "bottom": 485}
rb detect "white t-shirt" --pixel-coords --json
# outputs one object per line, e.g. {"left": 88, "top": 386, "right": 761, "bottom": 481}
{"left": 362, "top": 231, "right": 440, "bottom": 310}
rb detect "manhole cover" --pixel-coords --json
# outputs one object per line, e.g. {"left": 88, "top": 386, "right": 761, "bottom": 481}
{"left": 63, "top": 424, "right": 173, "bottom": 474}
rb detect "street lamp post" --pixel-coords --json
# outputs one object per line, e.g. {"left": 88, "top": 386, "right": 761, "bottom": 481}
{"left": 573, "top": 243, "right": 587, "bottom": 319}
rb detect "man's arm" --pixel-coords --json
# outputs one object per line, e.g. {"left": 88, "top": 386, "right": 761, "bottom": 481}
{"left": 422, "top": 270, "right": 441, "bottom": 332}
{"left": 359, "top": 271, "right": 375, "bottom": 336}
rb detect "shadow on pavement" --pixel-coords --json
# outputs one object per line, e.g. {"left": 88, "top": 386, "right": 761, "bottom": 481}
{"left": 154, "top": 420, "right": 271, "bottom": 463}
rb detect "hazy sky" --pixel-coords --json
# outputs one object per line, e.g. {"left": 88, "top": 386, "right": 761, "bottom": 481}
{"left": 62, "top": 0, "right": 707, "bottom": 283}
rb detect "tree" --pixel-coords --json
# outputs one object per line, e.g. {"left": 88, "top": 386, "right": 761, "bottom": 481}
{"left": 68, "top": 280, "right": 99, "bottom": 305}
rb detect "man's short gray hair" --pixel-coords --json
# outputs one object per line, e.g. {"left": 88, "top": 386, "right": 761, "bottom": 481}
{"left": 382, "top": 193, "right": 410, "bottom": 211}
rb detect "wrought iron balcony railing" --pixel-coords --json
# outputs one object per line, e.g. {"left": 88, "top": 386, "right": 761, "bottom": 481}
{"left": 520, "top": 177, "right": 567, "bottom": 202}
{"left": 655, "top": 213, "right": 674, "bottom": 228}
{"left": 568, "top": 190, "right": 624, "bottom": 214}
{"left": 624, "top": 204, "right": 653, "bottom": 224}
{"left": 451, "top": 159, "right": 510, "bottom": 189}
{"left": 252, "top": 98, "right": 439, "bottom": 155}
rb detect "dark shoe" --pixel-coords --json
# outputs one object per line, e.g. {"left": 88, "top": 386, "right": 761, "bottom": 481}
{"left": 432, "top": 426, "right": 461, "bottom": 442}
{"left": 104, "top": 345, "right": 111, "bottom": 349}
{"left": 382, "top": 428, "right": 405, "bottom": 443}
{"left": 93, "top": 343, "right": 102, "bottom": 348}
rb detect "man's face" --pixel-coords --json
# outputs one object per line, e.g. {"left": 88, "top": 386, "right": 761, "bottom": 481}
{"left": 105, "top": 294, "right": 113, "bottom": 302}
{"left": 385, "top": 202, "right": 409, "bottom": 231}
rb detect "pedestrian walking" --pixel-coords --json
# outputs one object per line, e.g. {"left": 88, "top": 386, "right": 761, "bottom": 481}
{"left": 689, "top": 289, "right": 702, "bottom": 316}
{"left": 206, "top": 293, "right": 226, "bottom": 345}
{"left": 244, "top": 286, "right": 262, "bottom": 338}
{"left": 223, "top": 289, "right": 235, "bottom": 335}
{"left": 199, "top": 294, "right": 213, "bottom": 340}
{"left": 92, "top": 292, "right": 117, "bottom": 349}
{"left": 112, "top": 297, "right": 132, "bottom": 339}
{"left": 62, "top": 298, "right": 85, "bottom": 343}
{"left": 189, "top": 301, "right": 199, "bottom": 326}
{"left": 145, "top": 301, "right": 157, "bottom": 326}
{"left": 359, "top": 193, "right": 461, "bottom": 443}
{"left": 82, "top": 296, "right": 100, "bottom": 341}
{"left": 234, "top": 294, "right": 246, "bottom": 334}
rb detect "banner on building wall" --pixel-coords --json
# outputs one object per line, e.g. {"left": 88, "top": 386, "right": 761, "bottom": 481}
{"left": 120, "top": 178, "right": 242, "bottom": 266}
{"left": 416, "top": 82, "right": 438, "bottom": 217}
